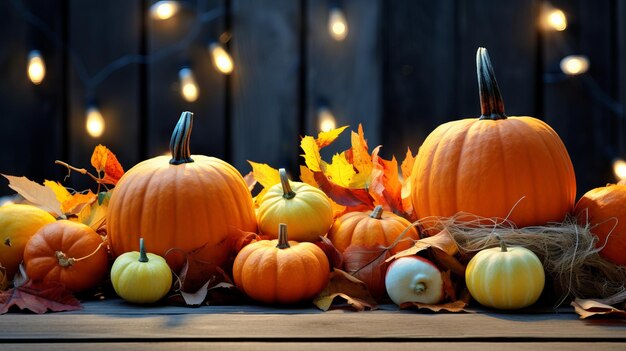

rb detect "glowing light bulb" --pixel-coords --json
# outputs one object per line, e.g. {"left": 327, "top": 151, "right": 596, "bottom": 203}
{"left": 329, "top": 7, "right": 348, "bottom": 41}
{"left": 179, "top": 67, "right": 199, "bottom": 102}
{"left": 318, "top": 107, "right": 337, "bottom": 132}
{"left": 210, "top": 43, "right": 234, "bottom": 75}
{"left": 541, "top": 3, "right": 567, "bottom": 31}
{"left": 560, "top": 55, "right": 590, "bottom": 76}
{"left": 86, "top": 105, "right": 105, "bottom": 138}
{"left": 27, "top": 50, "right": 46, "bottom": 85}
{"left": 614, "top": 159, "right": 626, "bottom": 181}
{"left": 150, "top": 1, "right": 179, "bottom": 20}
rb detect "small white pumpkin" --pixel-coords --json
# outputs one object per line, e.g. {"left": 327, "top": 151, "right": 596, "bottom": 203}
{"left": 385, "top": 256, "right": 443, "bottom": 305}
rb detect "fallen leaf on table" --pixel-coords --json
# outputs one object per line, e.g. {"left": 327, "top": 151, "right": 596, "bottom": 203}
{"left": 399, "top": 288, "right": 471, "bottom": 313}
{"left": 0, "top": 265, "right": 7, "bottom": 291}
{"left": 313, "top": 269, "right": 378, "bottom": 312}
{"left": 388, "top": 228, "right": 458, "bottom": 261}
{"left": 0, "top": 268, "right": 81, "bottom": 314}
{"left": 571, "top": 298, "right": 626, "bottom": 319}
{"left": 432, "top": 248, "right": 466, "bottom": 277}
{"left": 2, "top": 174, "right": 63, "bottom": 217}
{"left": 343, "top": 244, "right": 390, "bottom": 300}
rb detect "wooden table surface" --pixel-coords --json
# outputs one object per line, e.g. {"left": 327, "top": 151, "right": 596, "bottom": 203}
{"left": 1, "top": 299, "right": 625, "bottom": 351}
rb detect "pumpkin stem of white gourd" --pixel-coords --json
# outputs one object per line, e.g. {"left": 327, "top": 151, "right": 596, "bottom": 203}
{"left": 495, "top": 234, "right": 508, "bottom": 252}
{"left": 477, "top": 48, "right": 507, "bottom": 121}
{"left": 169, "top": 111, "right": 195, "bottom": 165}
{"left": 279, "top": 168, "right": 296, "bottom": 200}
{"left": 276, "top": 223, "right": 291, "bottom": 249}
{"left": 370, "top": 205, "right": 384, "bottom": 219}
{"left": 414, "top": 282, "right": 426, "bottom": 294}
{"left": 138, "top": 238, "right": 149, "bottom": 263}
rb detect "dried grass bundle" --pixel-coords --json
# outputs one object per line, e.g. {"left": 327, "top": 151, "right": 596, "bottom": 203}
{"left": 417, "top": 213, "right": 626, "bottom": 306}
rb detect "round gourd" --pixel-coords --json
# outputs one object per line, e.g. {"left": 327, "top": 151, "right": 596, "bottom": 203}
{"left": 108, "top": 112, "right": 257, "bottom": 270}
{"left": 111, "top": 238, "right": 172, "bottom": 304}
{"left": 233, "top": 223, "right": 330, "bottom": 304}
{"left": 385, "top": 256, "right": 443, "bottom": 305}
{"left": 0, "top": 204, "right": 56, "bottom": 279}
{"left": 257, "top": 168, "right": 333, "bottom": 242}
{"left": 410, "top": 48, "right": 576, "bottom": 229}
{"left": 328, "top": 205, "right": 419, "bottom": 254}
{"left": 574, "top": 184, "right": 626, "bottom": 265}
{"left": 23, "top": 220, "right": 108, "bottom": 292}
{"left": 465, "top": 239, "right": 545, "bottom": 309}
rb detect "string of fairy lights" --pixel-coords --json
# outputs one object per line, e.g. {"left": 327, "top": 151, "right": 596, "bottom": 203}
{"left": 17, "top": 1, "right": 625, "bottom": 182}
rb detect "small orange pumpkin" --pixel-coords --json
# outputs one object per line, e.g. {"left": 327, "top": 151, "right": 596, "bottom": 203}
{"left": 108, "top": 112, "right": 257, "bottom": 270}
{"left": 410, "top": 48, "right": 576, "bottom": 228}
{"left": 232, "top": 223, "right": 330, "bottom": 304}
{"left": 574, "top": 184, "right": 626, "bottom": 266}
{"left": 23, "top": 220, "right": 108, "bottom": 292}
{"left": 328, "top": 205, "right": 419, "bottom": 254}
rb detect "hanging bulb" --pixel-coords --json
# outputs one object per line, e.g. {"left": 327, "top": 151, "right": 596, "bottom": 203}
{"left": 27, "top": 50, "right": 46, "bottom": 85}
{"left": 210, "top": 42, "right": 234, "bottom": 75}
{"left": 560, "top": 55, "right": 590, "bottom": 76}
{"left": 328, "top": 6, "right": 348, "bottom": 41}
{"left": 541, "top": 3, "right": 567, "bottom": 31}
{"left": 179, "top": 67, "right": 199, "bottom": 102}
{"left": 614, "top": 158, "right": 626, "bottom": 181}
{"left": 318, "top": 106, "right": 337, "bottom": 132}
{"left": 150, "top": 0, "right": 179, "bottom": 21}
{"left": 86, "top": 105, "right": 105, "bottom": 138}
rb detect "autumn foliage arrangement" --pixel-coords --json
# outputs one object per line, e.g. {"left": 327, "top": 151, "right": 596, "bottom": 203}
{"left": 2, "top": 48, "right": 626, "bottom": 319}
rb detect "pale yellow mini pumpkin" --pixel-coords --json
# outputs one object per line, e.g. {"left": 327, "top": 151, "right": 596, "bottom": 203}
{"left": 111, "top": 238, "right": 172, "bottom": 304}
{"left": 257, "top": 168, "right": 333, "bottom": 242}
{"left": 465, "top": 239, "right": 545, "bottom": 310}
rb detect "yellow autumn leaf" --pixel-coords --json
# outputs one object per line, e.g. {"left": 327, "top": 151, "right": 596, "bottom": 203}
{"left": 326, "top": 153, "right": 355, "bottom": 188}
{"left": 316, "top": 125, "right": 349, "bottom": 149}
{"left": 247, "top": 161, "right": 280, "bottom": 189}
{"left": 300, "top": 166, "right": 345, "bottom": 217}
{"left": 348, "top": 125, "right": 373, "bottom": 188}
{"left": 91, "top": 144, "right": 108, "bottom": 173}
{"left": 43, "top": 180, "right": 72, "bottom": 205}
{"left": 301, "top": 136, "right": 324, "bottom": 172}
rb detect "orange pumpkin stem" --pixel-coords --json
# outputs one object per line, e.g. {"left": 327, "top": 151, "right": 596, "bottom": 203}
{"left": 170, "top": 111, "right": 195, "bottom": 165}
{"left": 279, "top": 168, "right": 296, "bottom": 199}
{"left": 477, "top": 47, "right": 507, "bottom": 121}
{"left": 138, "top": 238, "right": 149, "bottom": 263}
{"left": 276, "top": 223, "right": 291, "bottom": 249}
{"left": 370, "top": 205, "right": 384, "bottom": 220}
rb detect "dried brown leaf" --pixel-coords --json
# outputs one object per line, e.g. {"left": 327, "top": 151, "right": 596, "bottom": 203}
{"left": 0, "top": 279, "right": 81, "bottom": 314}
{"left": 316, "top": 236, "right": 344, "bottom": 270}
{"left": 571, "top": 298, "right": 626, "bottom": 319}
{"left": 399, "top": 299, "right": 469, "bottom": 313}
{"left": 388, "top": 229, "right": 458, "bottom": 261}
{"left": 2, "top": 174, "right": 63, "bottom": 217}
{"left": 313, "top": 269, "right": 378, "bottom": 311}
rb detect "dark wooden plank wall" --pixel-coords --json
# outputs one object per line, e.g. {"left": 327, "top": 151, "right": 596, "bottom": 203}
{"left": 0, "top": 0, "right": 624, "bottom": 198}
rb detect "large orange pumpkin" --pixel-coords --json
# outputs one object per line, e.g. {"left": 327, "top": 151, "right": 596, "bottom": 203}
{"left": 574, "top": 184, "right": 626, "bottom": 266}
{"left": 107, "top": 112, "right": 257, "bottom": 270}
{"left": 23, "top": 220, "right": 108, "bottom": 292}
{"left": 328, "top": 205, "right": 419, "bottom": 254}
{"left": 232, "top": 223, "right": 329, "bottom": 304}
{"left": 410, "top": 48, "right": 576, "bottom": 228}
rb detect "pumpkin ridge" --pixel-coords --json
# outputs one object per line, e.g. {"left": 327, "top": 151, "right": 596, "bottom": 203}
{"left": 454, "top": 122, "right": 473, "bottom": 216}
{"left": 512, "top": 119, "right": 541, "bottom": 224}
{"left": 427, "top": 122, "right": 458, "bottom": 216}
{"left": 494, "top": 119, "right": 514, "bottom": 221}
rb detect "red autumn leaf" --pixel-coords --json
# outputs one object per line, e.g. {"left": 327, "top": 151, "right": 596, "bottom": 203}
{"left": 0, "top": 279, "right": 81, "bottom": 314}
{"left": 99, "top": 149, "right": 124, "bottom": 185}
{"left": 316, "top": 236, "right": 344, "bottom": 270}
{"left": 313, "top": 269, "right": 378, "bottom": 311}
{"left": 370, "top": 146, "right": 403, "bottom": 213}
{"left": 343, "top": 245, "right": 391, "bottom": 300}
{"left": 313, "top": 171, "right": 374, "bottom": 207}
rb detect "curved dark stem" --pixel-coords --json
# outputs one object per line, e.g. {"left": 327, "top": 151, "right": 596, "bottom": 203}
{"left": 170, "top": 111, "right": 195, "bottom": 165}
{"left": 477, "top": 47, "right": 507, "bottom": 120}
